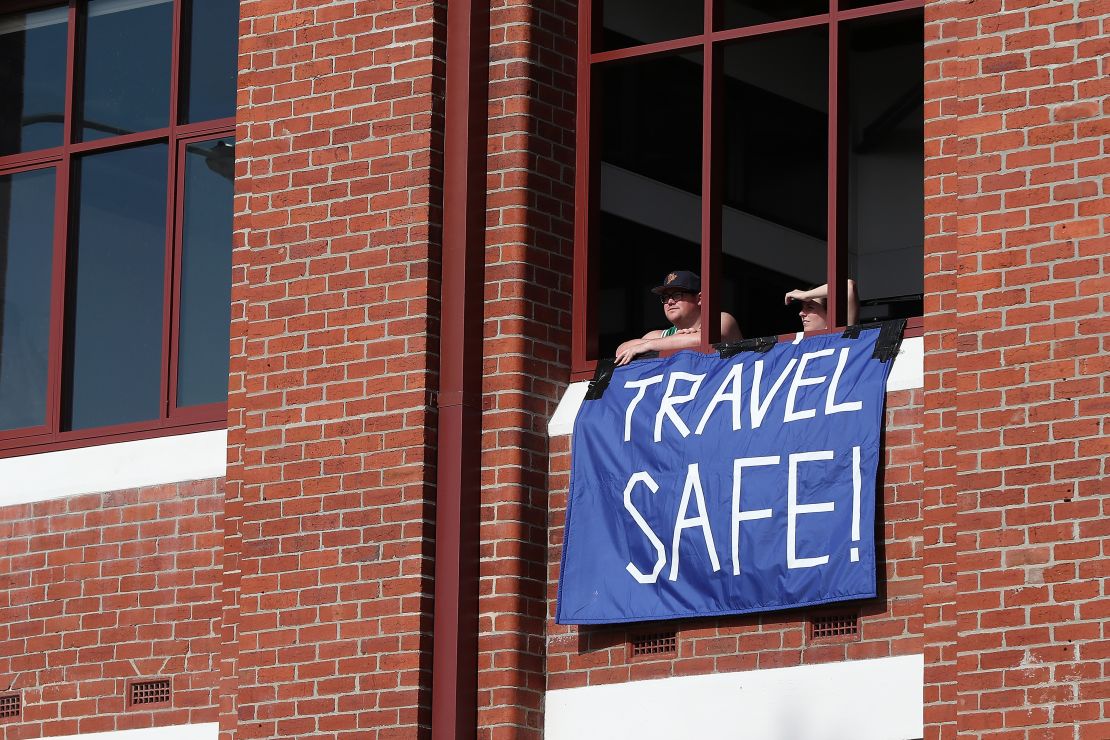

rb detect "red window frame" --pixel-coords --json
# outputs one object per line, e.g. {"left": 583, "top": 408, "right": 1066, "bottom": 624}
{"left": 571, "top": 0, "right": 926, "bottom": 381}
{"left": 0, "top": 0, "right": 234, "bottom": 456}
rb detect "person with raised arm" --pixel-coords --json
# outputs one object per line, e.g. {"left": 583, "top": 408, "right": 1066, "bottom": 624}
{"left": 784, "top": 279, "right": 858, "bottom": 331}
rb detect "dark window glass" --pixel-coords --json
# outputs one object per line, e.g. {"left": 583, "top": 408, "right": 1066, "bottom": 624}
{"left": 596, "top": 52, "right": 702, "bottom": 355}
{"left": 64, "top": 143, "right": 168, "bottom": 430}
{"left": 840, "top": 0, "right": 896, "bottom": 9}
{"left": 0, "top": 168, "right": 55, "bottom": 431}
{"left": 79, "top": 0, "right": 173, "bottom": 141}
{"left": 182, "top": 0, "right": 238, "bottom": 123}
{"left": 177, "top": 137, "right": 233, "bottom": 407}
{"left": 0, "top": 6, "right": 68, "bottom": 155}
{"left": 721, "top": 0, "right": 827, "bottom": 31}
{"left": 599, "top": 0, "right": 703, "bottom": 52}
{"left": 721, "top": 28, "right": 829, "bottom": 338}
{"left": 846, "top": 11, "right": 924, "bottom": 322}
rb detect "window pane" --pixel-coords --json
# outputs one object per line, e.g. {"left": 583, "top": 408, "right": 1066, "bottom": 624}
{"left": 721, "top": 0, "right": 827, "bottom": 31}
{"left": 0, "top": 168, "right": 55, "bottom": 431}
{"left": 599, "top": 0, "right": 703, "bottom": 52}
{"left": 0, "top": 6, "right": 67, "bottom": 155}
{"left": 721, "top": 28, "right": 828, "bottom": 338}
{"left": 65, "top": 143, "right": 167, "bottom": 430}
{"left": 595, "top": 52, "right": 702, "bottom": 356}
{"left": 79, "top": 0, "right": 173, "bottom": 141}
{"left": 177, "top": 137, "right": 232, "bottom": 408}
{"left": 846, "top": 11, "right": 924, "bottom": 322}
{"left": 182, "top": 0, "right": 238, "bottom": 123}
{"left": 840, "top": 0, "right": 898, "bottom": 9}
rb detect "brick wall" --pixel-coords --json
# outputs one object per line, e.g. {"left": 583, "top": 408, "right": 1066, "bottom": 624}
{"left": 224, "top": 1, "right": 446, "bottom": 737}
{"left": 937, "top": 0, "right": 1108, "bottom": 737}
{"left": 546, "top": 390, "right": 925, "bottom": 687}
{"left": 0, "top": 480, "right": 223, "bottom": 739}
{"left": 480, "top": 1, "right": 576, "bottom": 738}
{"left": 1, "top": 3, "right": 1103, "bottom": 739}
{"left": 922, "top": 1, "right": 962, "bottom": 737}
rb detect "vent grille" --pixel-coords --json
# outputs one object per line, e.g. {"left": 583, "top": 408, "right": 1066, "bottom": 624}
{"left": 810, "top": 613, "right": 860, "bottom": 640}
{"left": 130, "top": 679, "right": 171, "bottom": 706}
{"left": 0, "top": 693, "right": 20, "bottom": 719}
{"left": 630, "top": 631, "right": 677, "bottom": 658}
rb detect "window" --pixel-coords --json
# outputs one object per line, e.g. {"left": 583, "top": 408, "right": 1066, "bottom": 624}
{"left": 573, "top": 1, "right": 924, "bottom": 376}
{"left": 0, "top": 0, "right": 237, "bottom": 454}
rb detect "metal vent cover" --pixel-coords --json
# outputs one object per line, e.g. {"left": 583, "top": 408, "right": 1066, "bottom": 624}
{"left": 130, "top": 679, "right": 171, "bottom": 706}
{"left": 810, "top": 613, "right": 860, "bottom": 640}
{"left": 0, "top": 693, "right": 19, "bottom": 719}
{"left": 630, "top": 631, "right": 677, "bottom": 658}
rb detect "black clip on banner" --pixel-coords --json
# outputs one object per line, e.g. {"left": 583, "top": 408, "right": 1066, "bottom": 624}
{"left": 841, "top": 319, "right": 906, "bottom": 362}
{"left": 584, "top": 358, "right": 616, "bottom": 401}
{"left": 840, "top": 324, "right": 863, "bottom": 340}
{"left": 716, "top": 335, "right": 778, "bottom": 359}
{"left": 871, "top": 318, "right": 907, "bottom": 363}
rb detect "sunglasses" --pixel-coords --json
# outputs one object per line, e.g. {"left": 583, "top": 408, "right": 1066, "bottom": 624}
{"left": 658, "top": 291, "right": 693, "bottom": 304}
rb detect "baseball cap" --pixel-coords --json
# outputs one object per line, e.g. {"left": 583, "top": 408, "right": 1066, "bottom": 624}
{"left": 651, "top": 270, "right": 701, "bottom": 294}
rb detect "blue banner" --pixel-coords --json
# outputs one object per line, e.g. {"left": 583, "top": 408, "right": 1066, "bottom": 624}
{"left": 556, "top": 328, "right": 895, "bottom": 624}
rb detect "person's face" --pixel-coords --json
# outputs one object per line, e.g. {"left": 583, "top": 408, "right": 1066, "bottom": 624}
{"left": 798, "top": 299, "right": 827, "bottom": 331}
{"left": 659, "top": 290, "right": 701, "bottom": 326}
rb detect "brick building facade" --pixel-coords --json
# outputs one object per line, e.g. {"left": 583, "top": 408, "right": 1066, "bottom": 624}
{"left": 0, "top": 1, "right": 1105, "bottom": 740}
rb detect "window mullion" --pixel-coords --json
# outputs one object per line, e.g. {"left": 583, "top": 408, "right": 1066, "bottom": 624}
{"left": 699, "top": 2, "right": 722, "bottom": 349}
{"left": 169, "top": 0, "right": 183, "bottom": 130}
{"left": 45, "top": 154, "right": 70, "bottom": 440}
{"left": 160, "top": 0, "right": 186, "bottom": 418}
{"left": 165, "top": 139, "right": 188, "bottom": 418}
{"left": 63, "top": 0, "right": 77, "bottom": 148}
{"left": 573, "top": 0, "right": 598, "bottom": 370}
{"left": 158, "top": 147, "right": 179, "bottom": 420}
{"left": 45, "top": 0, "right": 80, "bottom": 438}
{"left": 827, "top": 2, "right": 848, "bottom": 328}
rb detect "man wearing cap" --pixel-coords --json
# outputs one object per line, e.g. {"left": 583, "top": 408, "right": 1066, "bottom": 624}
{"left": 614, "top": 270, "right": 742, "bottom": 366}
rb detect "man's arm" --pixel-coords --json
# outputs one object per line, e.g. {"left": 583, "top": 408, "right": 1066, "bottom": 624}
{"left": 615, "top": 329, "right": 671, "bottom": 366}
{"left": 720, "top": 311, "right": 742, "bottom": 342}
{"left": 614, "top": 313, "right": 742, "bottom": 366}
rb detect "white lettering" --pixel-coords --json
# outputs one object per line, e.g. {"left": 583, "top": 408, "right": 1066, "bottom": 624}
{"left": 731, "top": 456, "right": 777, "bottom": 575}
{"left": 654, "top": 372, "right": 705, "bottom": 442}
{"left": 694, "top": 363, "right": 744, "bottom": 435}
{"left": 623, "top": 472, "right": 667, "bottom": 584}
{"left": 668, "top": 463, "right": 721, "bottom": 581}
{"left": 851, "top": 445, "right": 861, "bottom": 563}
{"left": 750, "top": 358, "right": 798, "bottom": 429}
{"left": 623, "top": 375, "right": 663, "bottom": 442}
{"left": 784, "top": 349, "right": 835, "bottom": 423}
{"left": 825, "top": 347, "right": 864, "bottom": 415}
{"left": 787, "top": 450, "right": 836, "bottom": 569}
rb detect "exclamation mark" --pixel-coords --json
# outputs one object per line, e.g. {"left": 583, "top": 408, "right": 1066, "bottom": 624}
{"left": 851, "top": 445, "right": 861, "bottom": 562}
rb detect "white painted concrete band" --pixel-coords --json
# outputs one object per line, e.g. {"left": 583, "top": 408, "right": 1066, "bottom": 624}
{"left": 45, "top": 723, "right": 218, "bottom": 740}
{"left": 548, "top": 336, "right": 924, "bottom": 437}
{"left": 545, "top": 654, "right": 924, "bottom": 740}
{"left": 0, "top": 430, "right": 227, "bottom": 507}
{"left": 886, "top": 336, "right": 923, "bottom": 392}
